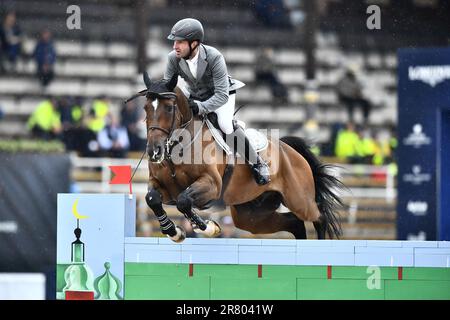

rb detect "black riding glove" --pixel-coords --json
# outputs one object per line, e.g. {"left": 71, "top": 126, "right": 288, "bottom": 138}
{"left": 188, "top": 98, "right": 199, "bottom": 116}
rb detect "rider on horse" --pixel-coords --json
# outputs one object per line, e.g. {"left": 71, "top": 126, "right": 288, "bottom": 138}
{"left": 164, "top": 18, "right": 271, "bottom": 185}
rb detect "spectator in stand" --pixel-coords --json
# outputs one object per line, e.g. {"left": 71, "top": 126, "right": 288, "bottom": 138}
{"left": 386, "top": 125, "right": 398, "bottom": 163}
{"left": 321, "top": 122, "right": 344, "bottom": 157}
{"left": 121, "top": 100, "right": 146, "bottom": 151}
{"left": 251, "top": 0, "right": 292, "bottom": 29}
{"left": 59, "top": 96, "right": 85, "bottom": 151}
{"left": 0, "top": 105, "right": 3, "bottom": 120}
{"left": 0, "top": 11, "right": 22, "bottom": 73}
{"left": 373, "top": 128, "right": 397, "bottom": 166}
{"left": 80, "top": 96, "right": 112, "bottom": 157}
{"left": 59, "top": 97, "right": 74, "bottom": 129}
{"left": 70, "top": 96, "right": 84, "bottom": 127}
{"left": 97, "top": 114, "right": 130, "bottom": 158}
{"left": 86, "top": 95, "right": 110, "bottom": 134}
{"left": 334, "top": 122, "right": 361, "bottom": 163}
{"left": 255, "top": 47, "right": 289, "bottom": 105}
{"left": 336, "top": 69, "right": 372, "bottom": 125}
{"left": 27, "top": 98, "right": 62, "bottom": 140}
{"left": 33, "top": 30, "right": 56, "bottom": 87}
{"left": 357, "top": 127, "right": 377, "bottom": 164}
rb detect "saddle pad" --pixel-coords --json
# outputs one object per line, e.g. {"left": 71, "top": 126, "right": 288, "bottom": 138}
{"left": 205, "top": 119, "right": 269, "bottom": 155}
{"left": 245, "top": 128, "right": 269, "bottom": 152}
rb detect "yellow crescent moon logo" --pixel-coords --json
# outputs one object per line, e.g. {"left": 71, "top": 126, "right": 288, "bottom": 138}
{"left": 72, "top": 199, "right": 89, "bottom": 219}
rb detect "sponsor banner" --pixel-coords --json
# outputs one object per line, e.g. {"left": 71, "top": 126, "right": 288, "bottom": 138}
{"left": 402, "top": 124, "right": 432, "bottom": 148}
{"left": 406, "top": 201, "right": 428, "bottom": 216}
{"left": 397, "top": 47, "right": 450, "bottom": 240}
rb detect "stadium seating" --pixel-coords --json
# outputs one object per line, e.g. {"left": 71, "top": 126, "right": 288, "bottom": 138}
{"left": 6, "top": 0, "right": 444, "bottom": 239}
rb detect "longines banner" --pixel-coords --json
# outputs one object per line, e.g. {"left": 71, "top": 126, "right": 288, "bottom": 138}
{"left": 397, "top": 47, "right": 450, "bottom": 241}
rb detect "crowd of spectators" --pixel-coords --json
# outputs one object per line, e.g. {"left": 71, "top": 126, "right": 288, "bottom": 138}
{"left": 333, "top": 122, "right": 397, "bottom": 166}
{"left": 2, "top": 7, "right": 392, "bottom": 169}
{"left": 1, "top": 11, "right": 56, "bottom": 87}
{"left": 27, "top": 96, "right": 147, "bottom": 158}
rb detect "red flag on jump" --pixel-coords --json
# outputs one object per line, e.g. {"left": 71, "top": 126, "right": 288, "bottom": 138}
{"left": 109, "top": 165, "right": 132, "bottom": 194}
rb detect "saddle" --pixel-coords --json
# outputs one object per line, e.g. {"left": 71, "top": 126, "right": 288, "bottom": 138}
{"left": 205, "top": 113, "right": 269, "bottom": 156}
{"left": 201, "top": 77, "right": 268, "bottom": 156}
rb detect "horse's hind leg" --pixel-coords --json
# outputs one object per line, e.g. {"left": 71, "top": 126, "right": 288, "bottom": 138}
{"left": 279, "top": 212, "right": 307, "bottom": 239}
{"left": 230, "top": 204, "right": 307, "bottom": 239}
{"left": 282, "top": 189, "right": 325, "bottom": 239}
{"left": 313, "top": 216, "right": 327, "bottom": 240}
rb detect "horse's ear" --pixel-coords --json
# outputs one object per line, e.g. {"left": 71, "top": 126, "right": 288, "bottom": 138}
{"left": 166, "top": 74, "right": 178, "bottom": 92}
{"left": 143, "top": 72, "right": 152, "bottom": 89}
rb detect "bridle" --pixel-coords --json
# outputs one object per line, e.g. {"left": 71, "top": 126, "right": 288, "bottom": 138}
{"left": 147, "top": 92, "right": 191, "bottom": 164}
{"left": 125, "top": 89, "right": 204, "bottom": 165}
{"left": 124, "top": 72, "right": 206, "bottom": 182}
{"left": 146, "top": 92, "right": 179, "bottom": 138}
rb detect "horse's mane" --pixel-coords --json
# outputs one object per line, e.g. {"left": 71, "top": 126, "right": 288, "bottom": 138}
{"left": 174, "top": 87, "right": 193, "bottom": 122}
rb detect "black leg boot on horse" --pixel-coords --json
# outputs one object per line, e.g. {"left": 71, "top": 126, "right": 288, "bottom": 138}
{"left": 226, "top": 126, "right": 271, "bottom": 185}
{"left": 145, "top": 188, "right": 186, "bottom": 242}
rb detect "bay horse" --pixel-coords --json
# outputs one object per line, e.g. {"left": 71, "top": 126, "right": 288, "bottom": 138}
{"left": 129, "top": 72, "right": 344, "bottom": 242}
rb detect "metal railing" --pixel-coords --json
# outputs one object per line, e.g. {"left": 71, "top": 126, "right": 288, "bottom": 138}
{"left": 70, "top": 153, "right": 396, "bottom": 202}
{"left": 70, "top": 153, "right": 149, "bottom": 194}
{"left": 333, "top": 163, "right": 396, "bottom": 202}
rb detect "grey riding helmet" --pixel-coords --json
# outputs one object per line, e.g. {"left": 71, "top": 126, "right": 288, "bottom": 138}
{"left": 167, "top": 18, "right": 204, "bottom": 42}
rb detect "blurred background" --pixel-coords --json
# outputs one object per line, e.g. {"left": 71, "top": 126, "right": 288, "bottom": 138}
{"left": 0, "top": 0, "right": 448, "bottom": 298}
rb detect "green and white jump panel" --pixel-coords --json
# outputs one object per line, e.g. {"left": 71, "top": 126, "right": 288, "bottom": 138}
{"left": 57, "top": 194, "right": 449, "bottom": 300}
{"left": 125, "top": 238, "right": 450, "bottom": 267}
{"left": 124, "top": 237, "right": 450, "bottom": 300}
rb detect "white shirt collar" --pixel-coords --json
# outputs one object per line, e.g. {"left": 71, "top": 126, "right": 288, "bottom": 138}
{"left": 186, "top": 48, "right": 200, "bottom": 79}
{"left": 187, "top": 48, "right": 200, "bottom": 65}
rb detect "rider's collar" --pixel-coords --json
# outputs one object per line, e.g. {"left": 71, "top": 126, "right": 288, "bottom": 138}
{"left": 186, "top": 48, "right": 200, "bottom": 64}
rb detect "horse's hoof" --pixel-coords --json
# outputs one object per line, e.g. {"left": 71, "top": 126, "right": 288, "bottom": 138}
{"left": 167, "top": 226, "right": 186, "bottom": 243}
{"left": 194, "top": 220, "right": 221, "bottom": 237}
{"left": 208, "top": 220, "right": 222, "bottom": 237}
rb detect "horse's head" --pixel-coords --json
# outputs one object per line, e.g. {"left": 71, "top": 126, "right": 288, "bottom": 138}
{"left": 141, "top": 72, "right": 192, "bottom": 163}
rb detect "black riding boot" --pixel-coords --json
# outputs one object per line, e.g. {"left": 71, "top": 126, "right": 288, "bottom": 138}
{"left": 226, "top": 126, "right": 271, "bottom": 185}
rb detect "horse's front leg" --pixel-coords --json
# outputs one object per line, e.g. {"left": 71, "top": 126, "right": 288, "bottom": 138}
{"left": 145, "top": 187, "right": 186, "bottom": 243}
{"left": 176, "top": 175, "right": 222, "bottom": 237}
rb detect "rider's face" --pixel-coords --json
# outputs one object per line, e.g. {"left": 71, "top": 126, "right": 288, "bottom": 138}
{"left": 173, "top": 40, "right": 190, "bottom": 58}
{"left": 173, "top": 40, "right": 198, "bottom": 59}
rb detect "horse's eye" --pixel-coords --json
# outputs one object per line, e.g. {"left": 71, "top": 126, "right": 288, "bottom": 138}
{"left": 165, "top": 105, "right": 173, "bottom": 113}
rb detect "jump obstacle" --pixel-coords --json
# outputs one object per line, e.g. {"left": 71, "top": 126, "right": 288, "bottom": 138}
{"left": 57, "top": 194, "right": 450, "bottom": 300}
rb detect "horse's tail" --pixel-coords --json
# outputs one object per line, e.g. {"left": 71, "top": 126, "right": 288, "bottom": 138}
{"left": 280, "top": 136, "right": 345, "bottom": 239}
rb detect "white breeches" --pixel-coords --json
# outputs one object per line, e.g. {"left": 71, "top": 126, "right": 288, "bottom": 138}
{"left": 178, "top": 78, "right": 236, "bottom": 135}
{"left": 214, "top": 93, "right": 235, "bottom": 134}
